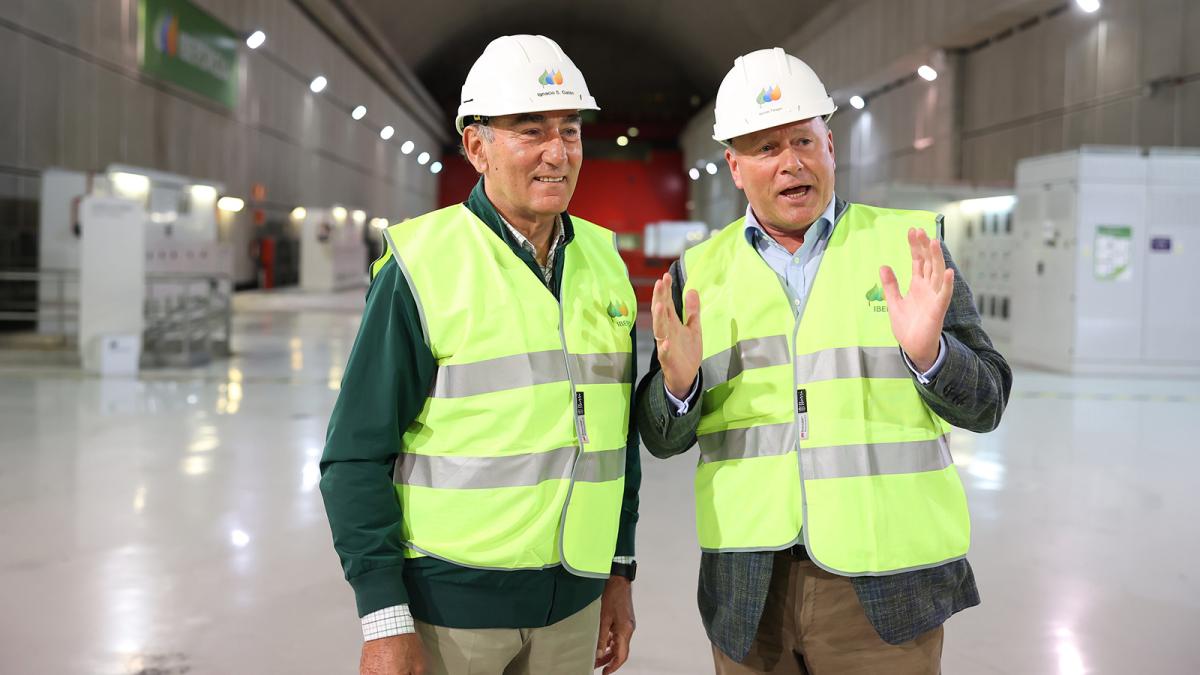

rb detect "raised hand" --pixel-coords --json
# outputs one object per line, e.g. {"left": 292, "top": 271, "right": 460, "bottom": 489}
{"left": 879, "top": 228, "right": 954, "bottom": 372}
{"left": 651, "top": 272, "right": 702, "bottom": 399}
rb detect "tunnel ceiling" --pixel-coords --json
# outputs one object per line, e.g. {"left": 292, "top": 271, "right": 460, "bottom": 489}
{"left": 342, "top": 0, "right": 835, "bottom": 133}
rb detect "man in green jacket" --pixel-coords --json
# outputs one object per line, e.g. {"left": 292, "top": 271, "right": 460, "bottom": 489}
{"left": 321, "top": 35, "right": 639, "bottom": 675}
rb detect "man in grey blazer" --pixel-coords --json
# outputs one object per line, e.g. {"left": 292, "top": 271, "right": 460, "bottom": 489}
{"left": 636, "top": 48, "right": 1011, "bottom": 674}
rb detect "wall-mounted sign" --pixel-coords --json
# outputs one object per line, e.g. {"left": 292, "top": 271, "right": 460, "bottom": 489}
{"left": 139, "top": 0, "right": 239, "bottom": 109}
{"left": 1094, "top": 225, "right": 1132, "bottom": 282}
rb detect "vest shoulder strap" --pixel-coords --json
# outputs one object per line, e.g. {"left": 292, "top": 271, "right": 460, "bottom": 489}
{"left": 683, "top": 216, "right": 747, "bottom": 278}
{"left": 565, "top": 214, "right": 617, "bottom": 252}
{"left": 841, "top": 203, "right": 941, "bottom": 236}
{"left": 382, "top": 204, "right": 473, "bottom": 258}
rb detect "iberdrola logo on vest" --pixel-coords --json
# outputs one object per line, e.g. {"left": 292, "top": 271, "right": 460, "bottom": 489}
{"left": 865, "top": 283, "right": 888, "bottom": 313}
{"left": 607, "top": 300, "right": 632, "bottom": 328}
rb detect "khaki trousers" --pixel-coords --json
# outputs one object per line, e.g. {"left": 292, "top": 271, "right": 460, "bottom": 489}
{"left": 415, "top": 599, "right": 601, "bottom": 675}
{"left": 713, "top": 553, "right": 943, "bottom": 675}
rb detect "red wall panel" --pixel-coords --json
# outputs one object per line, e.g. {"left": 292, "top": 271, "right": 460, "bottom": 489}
{"left": 437, "top": 154, "right": 479, "bottom": 208}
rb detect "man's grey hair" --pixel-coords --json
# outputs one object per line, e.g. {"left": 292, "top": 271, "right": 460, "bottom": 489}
{"left": 459, "top": 123, "right": 493, "bottom": 157}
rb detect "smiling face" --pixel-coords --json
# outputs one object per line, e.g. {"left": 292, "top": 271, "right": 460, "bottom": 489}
{"left": 462, "top": 109, "right": 583, "bottom": 226}
{"left": 725, "top": 116, "right": 836, "bottom": 231}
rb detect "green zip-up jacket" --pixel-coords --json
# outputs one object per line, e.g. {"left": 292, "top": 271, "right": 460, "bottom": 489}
{"left": 320, "top": 179, "right": 640, "bottom": 628}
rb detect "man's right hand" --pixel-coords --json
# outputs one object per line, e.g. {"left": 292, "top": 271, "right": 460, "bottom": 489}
{"left": 361, "top": 634, "right": 427, "bottom": 675}
{"left": 651, "top": 272, "right": 702, "bottom": 399}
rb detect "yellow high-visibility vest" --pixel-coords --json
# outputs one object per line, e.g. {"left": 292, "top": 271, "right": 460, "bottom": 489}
{"left": 380, "top": 204, "right": 636, "bottom": 577}
{"left": 682, "top": 203, "right": 970, "bottom": 575}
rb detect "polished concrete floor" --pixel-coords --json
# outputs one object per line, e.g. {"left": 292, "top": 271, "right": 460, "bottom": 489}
{"left": 2, "top": 289, "right": 1198, "bottom": 674}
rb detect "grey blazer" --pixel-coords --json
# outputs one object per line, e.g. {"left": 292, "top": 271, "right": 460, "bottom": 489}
{"left": 635, "top": 200, "right": 1012, "bottom": 662}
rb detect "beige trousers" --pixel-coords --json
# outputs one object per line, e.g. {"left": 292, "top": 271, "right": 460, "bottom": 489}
{"left": 415, "top": 599, "right": 601, "bottom": 675}
{"left": 713, "top": 553, "right": 943, "bottom": 675}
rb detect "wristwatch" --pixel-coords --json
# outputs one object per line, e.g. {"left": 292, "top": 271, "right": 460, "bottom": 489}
{"left": 610, "top": 560, "right": 637, "bottom": 581}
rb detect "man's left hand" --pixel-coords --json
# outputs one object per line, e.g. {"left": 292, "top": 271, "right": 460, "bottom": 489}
{"left": 880, "top": 227, "right": 954, "bottom": 372}
{"left": 595, "top": 576, "right": 635, "bottom": 674}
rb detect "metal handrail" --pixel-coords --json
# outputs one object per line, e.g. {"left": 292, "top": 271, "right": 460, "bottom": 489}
{"left": 0, "top": 268, "right": 78, "bottom": 338}
{"left": 0, "top": 266, "right": 78, "bottom": 279}
{"left": 142, "top": 272, "right": 234, "bottom": 366}
{"left": 1, "top": 268, "right": 233, "bottom": 366}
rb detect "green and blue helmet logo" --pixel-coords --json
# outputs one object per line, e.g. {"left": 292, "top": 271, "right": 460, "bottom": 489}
{"left": 756, "top": 84, "right": 782, "bottom": 105}
{"left": 538, "top": 69, "right": 564, "bottom": 86}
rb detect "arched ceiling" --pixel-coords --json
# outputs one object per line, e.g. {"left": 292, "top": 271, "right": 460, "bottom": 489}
{"left": 340, "top": 0, "right": 837, "bottom": 133}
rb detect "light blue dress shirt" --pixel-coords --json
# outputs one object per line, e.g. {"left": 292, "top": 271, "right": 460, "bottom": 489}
{"left": 744, "top": 193, "right": 838, "bottom": 317}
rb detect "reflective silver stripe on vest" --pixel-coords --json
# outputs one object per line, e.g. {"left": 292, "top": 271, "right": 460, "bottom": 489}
{"left": 794, "top": 346, "right": 911, "bottom": 384}
{"left": 800, "top": 435, "right": 952, "bottom": 479}
{"left": 573, "top": 447, "right": 626, "bottom": 483}
{"left": 700, "top": 424, "right": 952, "bottom": 479}
{"left": 572, "top": 352, "right": 633, "bottom": 387}
{"left": 432, "top": 350, "right": 564, "bottom": 398}
{"left": 396, "top": 446, "right": 625, "bottom": 489}
{"left": 702, "top": 342, "right": 911, "bottom": 389}
{"left": 432, "top": 351, "right": 632, "bottom": 398}
{"left": 701, "top": 336, "right": 791, "bottom": 388}
{"left": 698, "top": 422, "right": 795, "bottom": 463}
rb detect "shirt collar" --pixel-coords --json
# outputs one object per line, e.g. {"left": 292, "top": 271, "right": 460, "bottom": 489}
{"left": 499, "top": 213, "right": 563, "bottom": 251}
{"left": 465, "top": 177, "right": 575, "bottom": 248}
{"left": 743, "top": 193, "right": 838, "bottom": 249}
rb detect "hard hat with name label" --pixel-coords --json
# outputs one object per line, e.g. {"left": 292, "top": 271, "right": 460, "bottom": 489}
{"left": 456, "top": 34, "right": 600, "bottom": 134}
{"left": 712, "top": 48, "right": 836, "bottom": 143}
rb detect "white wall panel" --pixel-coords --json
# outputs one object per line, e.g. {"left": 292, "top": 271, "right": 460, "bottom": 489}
{"left": 1186, "top": 0, "right": 1200, "bottom": 71}
{"left": 21, "top": 38, "right": 61, "bottom": 170}
{"left": 91, "top": 0, "right": 133, "bottom": 67}
{"left": 1096, "top": 10, "right": 1140, "bottom": 98}
{"left": 0, "top": 30, "right": 22, "bottom": 174}
{"left": 123, "top": 78, "right": 157, "bottom": 168}
{"left": 1181, "top": 84, "right": 1200, "bottom": 147}
{"left": 1144, "top": 150, "right": 1200, "bottom": 362}
{"left": 58, "top": 47, "right": 94, "bottom": 171}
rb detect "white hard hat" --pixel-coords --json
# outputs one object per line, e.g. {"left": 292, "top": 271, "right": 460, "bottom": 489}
{"left": 456, "top": 35, "right": 600, "bottom": 134}
{"left": 711, "top": 48, "right": 837, "bottom": 143}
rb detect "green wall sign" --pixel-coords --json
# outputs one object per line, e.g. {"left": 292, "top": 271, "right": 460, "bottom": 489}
{"left": 1094, "top": 225, "right": 1133, "bottom": 282}
{"left": 138, "top": 0, "right": 239, "bottom": 109}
